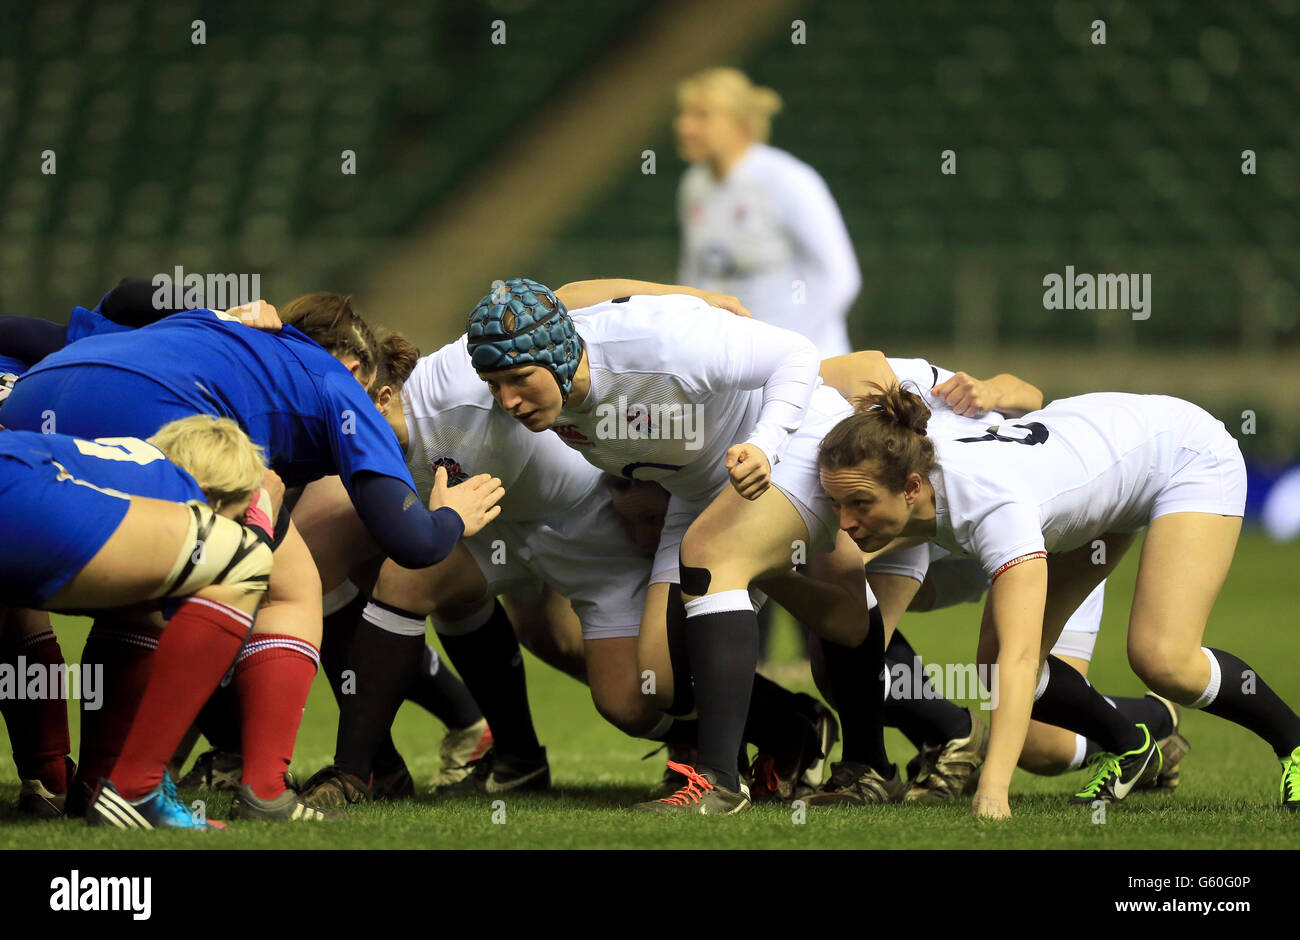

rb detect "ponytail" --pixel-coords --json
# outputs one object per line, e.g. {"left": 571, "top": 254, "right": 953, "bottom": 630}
{"left": 819, "top": 383, "right": 936, "bottom": 492}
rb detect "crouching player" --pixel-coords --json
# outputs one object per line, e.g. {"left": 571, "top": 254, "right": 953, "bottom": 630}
{"left": 818, "top": 385, "right": 1300, "bottom": 818}
{"left": 0, "top": 417, "right": 283, "bottom": 828}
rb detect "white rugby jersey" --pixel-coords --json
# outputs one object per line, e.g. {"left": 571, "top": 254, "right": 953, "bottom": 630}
{"left": 402, "top": 336, "right": 601, "bottom": 522}
{"left": 886, "top": 357, "right": 1005, "bottom": 439}
{"left": 552, "top": 294, "right": 822, "bottom": 505}
{"left": 678, "top": 143, "right": 860, "bottom": 357}
{"left": 929, "top": 393, "right": 1233, "bottom": 577}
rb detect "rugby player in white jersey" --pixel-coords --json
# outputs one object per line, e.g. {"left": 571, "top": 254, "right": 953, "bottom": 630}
{"left": 603, "top": 353, "right": 1184, "bottom": 804}
{"left": 818, "top": 384, "right": 1300, "bottom": 818}
{"left": 468, "top": 279, "right": 884, "bottom": 815}
{"left": 817, "top": 355, "right": 1185, "bottom": 801}
{"left": 296, "top": 279, "right": 829, "bottom": 803}
{"left": 676, "top": 67, "right": 860, "bottom": 357}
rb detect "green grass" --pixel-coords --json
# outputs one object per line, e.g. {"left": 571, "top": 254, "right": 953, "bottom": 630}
{"left": 3, "top": 530, "right": 1299, "bottom": 849}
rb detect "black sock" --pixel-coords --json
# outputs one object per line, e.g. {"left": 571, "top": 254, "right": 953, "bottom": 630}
{"left": 1199, "top": 648, "right": 1300, "bottom": 757}
{"left": 438, "top": 600, "right": 542, "bottom": 760}
{"left": 683, "top": 595, "right": 758, "bottom": 792}
{"left": 319, "top": 588, "right": 368, "bottom": 706}
{"left": 647, "top": 716, "right": 698, "bottom": 746}
{"left": 1032, "top": 655, "right": 1145, "bottom": 753}
{"left": 194, "top": 683, "right": 242, "bottom": 753}
{"left": 1109, "top": 696, "right": 1174, "bottom": 741}
{"left": 333, "top": 601, "right": 425, "bottom": 779}
{"left": 744, "top": 674, "right": 807, "bottom": 753}
{"left": 406, "top": 644, "right": 483, "bottom": 731}
{"left": 820, "top": 605, "right": 890, "bottom": 773}
{"left": 665, "top": 584, "right": 695, "bottom": 716}
{"left": 883, "top": 629, "right": 972, "bottom": 748}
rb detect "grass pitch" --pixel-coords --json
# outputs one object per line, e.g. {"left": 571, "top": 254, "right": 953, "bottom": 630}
{"left": 2, "top": 530, "right": 1298, "bottom": 850}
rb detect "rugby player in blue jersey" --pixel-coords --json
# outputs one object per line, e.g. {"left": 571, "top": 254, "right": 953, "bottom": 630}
{"left": 0, "top": 290, "right": 504, "bottom": 815}
{"left": 0, "top": 417, "right": 280, "bottom": 827}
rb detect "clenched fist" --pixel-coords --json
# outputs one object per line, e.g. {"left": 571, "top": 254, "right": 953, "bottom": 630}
{"left": 725, "top": 443, "right": 771, "bottom": 500}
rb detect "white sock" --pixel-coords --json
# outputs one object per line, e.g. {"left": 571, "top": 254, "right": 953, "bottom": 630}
{"left": 321, "top": 580, "right": 360, "bottom": 617}
{"left": 684, "top": 589, "right": 752, "bottom": 618}
{"left": 1067, "top": 733, "right": 1089, "bottom": 770}
{"left": 1189, "top": 647, "right": 1222, "bottom": 709}
{"left": 432, "top": 597, "right": 496, "bottom": 636}
{"left": 362, "top": 602, "right": 428, "bottom": 637}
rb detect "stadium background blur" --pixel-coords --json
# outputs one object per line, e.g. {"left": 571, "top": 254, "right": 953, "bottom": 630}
{"left": 1, "top": 0, "right": 1296, "bottom": 516}
{"left": 2, "top": 1, "right": 1300, "bottom": 852}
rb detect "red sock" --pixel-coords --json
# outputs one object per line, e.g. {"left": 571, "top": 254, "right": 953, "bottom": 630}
{"left": 0, "top": 628, "right": 72, "bottom": 792}
{"left": 232, "top": 634, "right": 319, "bottom": 800}
{"left": 76, "top": 619, "right": 163, "bottom": 792}
{"left": 112, "top": 598, "right": 254, "bottom": 800}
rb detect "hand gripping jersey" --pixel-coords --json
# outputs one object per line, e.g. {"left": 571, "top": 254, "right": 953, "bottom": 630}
{"left": 678, "top": 143, "right": 860, "bottom": 357}
{"left": 930, "top": 392, "right": 1247, "bottom": 578}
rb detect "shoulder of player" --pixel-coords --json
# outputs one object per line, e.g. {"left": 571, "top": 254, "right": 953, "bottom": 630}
{"left": 404, "top": 340, "right": 495, "bottom": 416}
{"left": 748, "top": 144, "right": 823, "bottom": 185}
{"left": 571, "top": 297, "right": 723, "bottom": 370}
{"left": 932, "top": 438, "right": 1033, "bottom": 501}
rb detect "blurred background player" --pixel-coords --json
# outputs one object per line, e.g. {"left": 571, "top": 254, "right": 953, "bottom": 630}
{"left": 675, "top": 67, "right": 862, "bottom": 667}
{"left": 676, "top": 67, "right": 861, "bottom": 357}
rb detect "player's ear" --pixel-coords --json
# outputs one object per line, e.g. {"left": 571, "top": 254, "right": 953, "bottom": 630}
{"left": 904, "top": 473, "right": 923, "bottom": 504}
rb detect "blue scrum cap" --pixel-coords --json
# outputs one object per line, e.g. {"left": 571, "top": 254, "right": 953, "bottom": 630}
{"left": 465, "top": 277, "right": 583, "bottom": 402}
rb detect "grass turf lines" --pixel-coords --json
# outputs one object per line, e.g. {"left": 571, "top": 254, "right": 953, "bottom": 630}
{"left": 2, "top": 530, "right": 1298, "bottom": 850}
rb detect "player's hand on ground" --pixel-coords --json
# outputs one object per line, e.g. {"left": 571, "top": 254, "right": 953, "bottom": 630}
{"left": 226, "top": 300, "right": 282, "bottom": 331}
{"left": 970, "top": 790, "right": 1011, "bottom": 820}
{"left": 932, "top": 372, "right": 994, "bottom": 418}
{"left": 430, "top": 466, "right": 504, "bottom": 538}
{"left": 726, "top": 444, "right": 771, "bottom": 500}
{"left": 697, "top": 290, "right": 752, "bottom": 318}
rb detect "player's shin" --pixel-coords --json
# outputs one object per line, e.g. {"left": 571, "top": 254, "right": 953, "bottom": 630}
{"left": 1187, "top": 647, "right": 1300, "bottom": 759}
{"left": 331, "top": 600, "right": 426, "bottom": 780}
{"left": 819, "top": 605, "right": 890, "bottom": 775}
{"left": 1031, "top": 656, "right": 1146, "bottom": 754}
{"left": 436, "top": 599, "right": 543, "bottom": 761}
{"left": 231, "top": 634, "right": 320, "bottom": 800}
{"left": 111, "top": 597, "right": 255, "bottom": 801}
{"left": 682, "top": 589, "right": 758, "bottom": 793}
{"left": 73, "top": 617, "right": 163, "bottom": 804}
{"left": 0, "top": 624, "right": 73, "bottom": 802}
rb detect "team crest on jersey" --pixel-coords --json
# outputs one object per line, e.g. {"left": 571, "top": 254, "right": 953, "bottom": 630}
{"left": 552, "top": 424, "right": 593, "bottom": 446}
{"left": 431, "top": 456, "right": 468, "bottom": 483}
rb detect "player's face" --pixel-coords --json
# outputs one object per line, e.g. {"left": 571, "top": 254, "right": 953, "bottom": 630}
{"left": 481, "top": 366, "right": 563, "bottom": 431}
{"left": 675, "top": 89, "right": 746, "bottom": 163}
{"left": 819, "top": 462, "right": 914, "bottom": 552}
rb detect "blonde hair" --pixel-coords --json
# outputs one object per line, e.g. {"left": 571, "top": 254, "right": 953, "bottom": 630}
{"left": 149, "top": 415, "right": 267, "bottom": 514}
{"left": 678, "top": 67, "right": 783, "bottom": 142}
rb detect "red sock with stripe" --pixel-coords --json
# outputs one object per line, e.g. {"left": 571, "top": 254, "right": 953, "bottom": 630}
{"left": 232, "top": 634, "right": 319, "bottom": 800}
{"left": 76, "top": 619, "right": 163, "bottom": 793}
{"left": 111, "top": 598, "right": 254, "bottom": 801}
{"left": 0, "top": 626, "right": 72, "bottom": 792}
